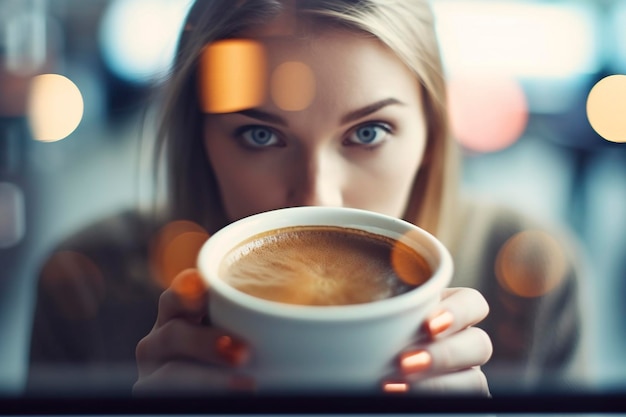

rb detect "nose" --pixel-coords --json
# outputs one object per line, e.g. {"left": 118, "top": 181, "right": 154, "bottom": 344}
{"left": 287, "top": 150, "right": 343, "bottom": 207}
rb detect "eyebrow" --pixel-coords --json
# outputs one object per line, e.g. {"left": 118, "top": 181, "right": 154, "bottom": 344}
{"left": 236, "top": 109, "right": 288, "bottom": 126}
{"left": 340, "top": 98, "right": 404, "bottom": 124}
{"left": 235, "top": 98, "right": 404, "bottom": 126}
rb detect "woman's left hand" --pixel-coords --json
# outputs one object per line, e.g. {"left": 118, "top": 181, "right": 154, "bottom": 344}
{"left": 382, "top": 287, "right": 492, "bottom": 396}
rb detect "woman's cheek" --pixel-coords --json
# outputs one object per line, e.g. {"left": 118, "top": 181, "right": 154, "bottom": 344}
{"left": 351, "top": 144, "right": 422, "bottom": 216}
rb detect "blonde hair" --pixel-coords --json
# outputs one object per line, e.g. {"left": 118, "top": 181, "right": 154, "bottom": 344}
{"left": 154, "top": 0, "right": 458, "bottom": 242}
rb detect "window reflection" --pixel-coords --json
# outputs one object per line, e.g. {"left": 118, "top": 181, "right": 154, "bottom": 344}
{"left": 0, "top": 0, "right": 625, "bottom": 411}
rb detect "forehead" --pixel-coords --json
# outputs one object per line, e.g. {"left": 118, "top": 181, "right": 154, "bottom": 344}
{"left": 198, "top": 27, "right": 422, "bottom": 115}
{"left": 269, "top": 29, "right": 412, "bottom": 75}
{"left": 256, "top": 28, "right": 422, "bottom": 111}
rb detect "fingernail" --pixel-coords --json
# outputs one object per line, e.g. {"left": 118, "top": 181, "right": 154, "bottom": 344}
{"left": 229, "top": 375, "right": 256, "bottom": 392}
{"left": 426, "top": 309, "right": 453, "bottom": 337}
{"left": 216, "top": 335, "right": 249, "bottom": 366}
{"left": 382, "top": 381, "right": 409, "bottom": 393}
{"left": 400, "top": 350, "right": 432, "bottom": 373}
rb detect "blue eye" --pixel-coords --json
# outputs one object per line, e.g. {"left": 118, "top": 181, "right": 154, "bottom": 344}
{"left": 346, "top": 123, "right": 391, "bottom": 147}
{"left": 239, "top": 126, "right": 281, "bottom": 148}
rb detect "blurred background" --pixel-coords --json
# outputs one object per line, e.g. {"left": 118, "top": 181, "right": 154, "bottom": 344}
{"left": 0, "top": 0, "right": 625, "bottom": 397}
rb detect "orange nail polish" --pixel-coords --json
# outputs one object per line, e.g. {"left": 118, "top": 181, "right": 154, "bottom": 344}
{"left": 400, "top": 350, "right": 432, "bottom": 373}
{"left": 382, "top": 381, "right": 409, "bottom": 393}
{"left": 427, "top": 310, "right": 453, "bottom": 337}
{"left": 216, "top": 335, "right": 248, "bottom": 366}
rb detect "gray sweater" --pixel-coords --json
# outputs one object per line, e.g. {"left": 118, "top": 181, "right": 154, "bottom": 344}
{"left": 27, "top": 202, "right": 585, "bottom": 396}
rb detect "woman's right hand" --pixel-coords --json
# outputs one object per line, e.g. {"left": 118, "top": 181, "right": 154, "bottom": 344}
{"left": 133, "top": 268, "right": 255, "bottom": 395}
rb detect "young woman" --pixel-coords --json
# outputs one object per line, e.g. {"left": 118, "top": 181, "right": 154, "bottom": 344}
{"left": 28, "top": 0, "right": 584, "bottom": 397}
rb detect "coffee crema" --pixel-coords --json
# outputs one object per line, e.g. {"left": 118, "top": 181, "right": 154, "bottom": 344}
{"left": 218, "top": 226, "right": 432, "bottom": 306}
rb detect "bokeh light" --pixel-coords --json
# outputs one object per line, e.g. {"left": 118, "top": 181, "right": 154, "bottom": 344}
{"left": 150, "top": 220, "right": 209, "bottom": 288}
{"left": 27, "top": 73, "right": 84, "bottom": 142}
{"left": 586, "top": 74, "right": 626, "bottom": 144}
{"left": 495, "top": 231, "right": 569, "bottom": 298}
{"left": 99, "top": 0, "right": 194, "bottom": 84}
{"left": 270, "top": 61, "right": 316, "bottom": 111}
{"left": 0, "top": 182, "right": 25, "bottom": 249}
{"left": 382, "top": 382, "right": 408, "bottom": 393}
{"left": 447, "top": 75, "right": 528, "bottom": 153}
{"left": 162, "top": 232, "right": 209, "bottom": 288}
{"left": 170, "top": 268, "right": 208, "bottom": 308}
{"left": 433, "top": 0, "right": 598, "bottom": 79}
{"left": 391, "top": 230, "right": 432, "bottom": 287}
{"left": 40, "top": 251, "right": 105, "bottom": 320}
{"left": 199, "top": 39, "right": 267, "bottom": 114}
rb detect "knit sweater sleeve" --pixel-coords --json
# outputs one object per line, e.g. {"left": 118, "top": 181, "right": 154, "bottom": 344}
{"left": 449, "top": 200, "right": 586, "bottom": 394}
{"left": 26, "top": 211, "right": 161, "bottom": 395}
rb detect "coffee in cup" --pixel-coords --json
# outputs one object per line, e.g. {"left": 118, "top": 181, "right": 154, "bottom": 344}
{"left": 219, "top": 225, "right": 432, "bottom": 306}
{"left": 198, "top": 207, "right": 452, "bottom": 393}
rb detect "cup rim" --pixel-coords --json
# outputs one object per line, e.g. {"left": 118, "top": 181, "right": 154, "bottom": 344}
{"left": 198, "top": 206, "right": 453, "bottom": 322}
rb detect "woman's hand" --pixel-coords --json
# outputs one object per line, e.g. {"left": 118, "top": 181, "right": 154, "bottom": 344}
{"left": 133, "top": 268, "right": 255, "bottom": 395}
{"left": 134, "top": 270, "right": 489, "bottom": 396}
{"left": 383, "top": 287, "right": 492, "bottom": 396}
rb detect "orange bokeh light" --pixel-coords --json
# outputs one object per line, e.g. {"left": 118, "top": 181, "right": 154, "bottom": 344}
{"left": 390, "top": 230, "right": 432, "bottom": 287}
{"left": 150, "top": 220, "right": 209, "bottom": 288}
{"left": 198, "top": 39, "right": 267, "bottom": 114}
{"left": 382, "top": 382, "right": 409, "bottom": 393}
{"left": 495, "top": 230, "right": 568, "bottom": 298}
{"left": 170, "top": 268, "right": 208, "bottom": 307}
{"left": 270, "top": 61, "right": 316, "bottom": 111}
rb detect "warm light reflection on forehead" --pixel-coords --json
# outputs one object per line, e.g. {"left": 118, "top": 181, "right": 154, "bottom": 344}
{"left": 495, "top": 230, "right": 568, "bottom": 298}
{"left": 199, "top": 39, "right": 267, "bottom": 114}
{"left": 199, "top": 39, "right": 319, "bottom": 114}
{"left": 270, "top": 61, "right": 316, "bottom": 111}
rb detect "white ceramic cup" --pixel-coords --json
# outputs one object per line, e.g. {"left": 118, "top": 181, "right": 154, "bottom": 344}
{"left": 197, "top": 206, "right": 453, "bottom": 393}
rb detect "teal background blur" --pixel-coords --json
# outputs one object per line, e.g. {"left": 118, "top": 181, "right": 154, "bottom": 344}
{"left": 1, "top": 0, "right": 625, "bottom": 397}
